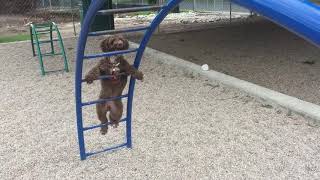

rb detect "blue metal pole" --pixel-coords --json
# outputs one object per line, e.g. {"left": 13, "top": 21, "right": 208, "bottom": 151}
{"left": 126, "top": 0, "right": 183, "bottom": 148}
{"left": 126, "top": 78, "right": 134, "bottom": 148}
{"left": 75, "top": 0, "right": 105, "bottom": 160}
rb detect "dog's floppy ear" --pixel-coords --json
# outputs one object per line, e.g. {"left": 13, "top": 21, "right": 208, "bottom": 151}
{"left": 122, "top": 38, "right": 129, "bottom": 49}
{"left": 100, "top": 38, "right": 108, "bottom": 52}
{"left": 100, "top": 37, "right": 113, "bottom": 52}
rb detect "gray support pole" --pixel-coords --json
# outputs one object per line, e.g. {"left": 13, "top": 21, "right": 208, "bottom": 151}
{"left": 193, "top": 0, "right": 196, "bottom": 11}
{"left": 49, "top": 0, "right": 52, "bottom": 10}
{"left": 157, "top": 0, "right": 162, "bottom": 33}
{"left": 229, "top": 1, "right": 232, "bottom": 23}
{"left": 222, "top": 0, "right": 224, "bottom": 11}
{"left": 206, "top": 0, "right": 209, "bottom": 11}
{"left": 71, "top": 0, "right": 77, "bottom": 36}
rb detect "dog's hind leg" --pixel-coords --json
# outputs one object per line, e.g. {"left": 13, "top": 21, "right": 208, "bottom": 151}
{"left": 96, "top": 103, "right": 108, "bottom": 135}
{"left": 109, "top": 100, "right": 123, "bottom": 128}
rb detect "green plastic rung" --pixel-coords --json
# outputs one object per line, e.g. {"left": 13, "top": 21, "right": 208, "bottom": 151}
{"left": 33, "top": 39, "right": 59, "bottom": 44}
{"left": 36, "top": 28, "right": 56, "bottom": 31}
{"left": 34, "top": 31, "right": 51, "bottom": 35}
{"left": 34, "top": 23, "right": 53, "bottom": 27}
{"left": 34, "top": 52, "right": 63, "bottom": 57}
{"left": 36, "top": 32, "right": 50, "bottom": 35}
{"left": 42, "top": 52, "right": 63, "bottom": 57}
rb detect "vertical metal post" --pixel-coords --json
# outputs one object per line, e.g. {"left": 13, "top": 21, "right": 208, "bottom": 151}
{"left": 30, "top": 26, "right": 36, "bottom": 57}
{"left": 31, "top": 25, "right": 46, "bottom": 75}
{"left": 71, "top": 0, "right": 77, "bottom": 36}
{"left": 206, "top": 0, "right": 209, "bottom": 11}
{"left": 229, "top": 1, "right": 232, "bottom": 23}
{"left": 213, "top": 0, "right": 216, "bottom": 11}
{"left": 72, "top": 13, "right": 77, "bottom": 36}
{"left": 156, "top": 0, "right": 162, "bottom": 34}
{"left": 193, "top": 0, "right": 196, "bottom": 11}
{"left": 222, "top": 0, "right": 224, "bottom": 11}
{"left": 49, "top": 23, "right": 55, "bottom": 54}
{"left": 49, "top": 0, "right": 52, "bottom": 10}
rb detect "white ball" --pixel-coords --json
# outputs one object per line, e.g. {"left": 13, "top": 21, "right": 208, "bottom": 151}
{"left": 201, "top": 64, "right": 209, "bottom": 71}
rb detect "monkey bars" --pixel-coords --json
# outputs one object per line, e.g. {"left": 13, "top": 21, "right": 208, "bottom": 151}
{"left": 75, "top": 0, "right": 183, "bottom": 160}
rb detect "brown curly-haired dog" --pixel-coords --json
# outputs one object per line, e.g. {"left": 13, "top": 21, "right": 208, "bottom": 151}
{"left": 85, "top": 35, "right": 143, "bottom": 135}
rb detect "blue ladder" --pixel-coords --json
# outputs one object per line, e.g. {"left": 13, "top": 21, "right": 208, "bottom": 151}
{"left": 75, "top": 0, "right": 183, "bottom": 160}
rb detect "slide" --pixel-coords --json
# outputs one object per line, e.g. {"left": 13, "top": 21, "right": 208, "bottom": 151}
{"left": 232, "top": 0, "right": 320, "bottom": 47}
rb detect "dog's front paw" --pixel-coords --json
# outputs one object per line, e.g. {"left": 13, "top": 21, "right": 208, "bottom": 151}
{"left": 135, "top": 71, "right": 144, "bottom": 81}
{"left": 85, "top": 75, "right": 95, "bottom": 84}
{"left": 110, "top": 119, "right": 119, "bottom": 128}
{"left": 100, "top": 124, "right": 108, "bottom": 135}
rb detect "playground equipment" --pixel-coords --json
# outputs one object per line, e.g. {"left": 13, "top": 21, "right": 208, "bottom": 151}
{"left": 30, "top": 22, "right": 69, "bottom": 76}
{"left": 233, "top": 0, "right": 320, "bottom": 47}
{"left": 75, "top": 0, "right": 320, "bottom": 160}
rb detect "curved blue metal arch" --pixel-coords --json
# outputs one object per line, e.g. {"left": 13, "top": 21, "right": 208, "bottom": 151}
{"left": 75, "top": 0, "right": 182, "bottom": 160}
{"left": 75, "top": 0, "right": 106, "bottom": 160}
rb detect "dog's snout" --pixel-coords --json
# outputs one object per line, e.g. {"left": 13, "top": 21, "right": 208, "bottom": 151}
{"left": 115, "top": 40, "right": 124, "bottom": 48}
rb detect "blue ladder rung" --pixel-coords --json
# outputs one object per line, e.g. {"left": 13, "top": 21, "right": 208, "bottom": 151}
{"left": 81, "top": 73, "right": 127, "bottom": 83}
{"left": 88, "top": 26, "right": 150, "bottom": 36}
{"left": 86, "top": 143, "right": 128, "bottom": 157}
{"left": 82, "top": 94, "right": 128, "bottom": 107}
{"left": 83, "top": 118, "right": 127, "bottom": 131}
{"left": 83, "top": 48, "right": 138, "bottom": 59}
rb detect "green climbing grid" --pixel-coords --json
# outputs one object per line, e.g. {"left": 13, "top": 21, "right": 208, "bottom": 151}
{"left": 30, "top": 22, "right": 69, "bottom": 76}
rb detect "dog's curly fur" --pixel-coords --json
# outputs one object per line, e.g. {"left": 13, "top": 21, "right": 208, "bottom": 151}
{"left": 100, "top": 35, "right": 129, "bottom": 52}
{"left": 85, "top": 35, "right": 143, "bottom": 135}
